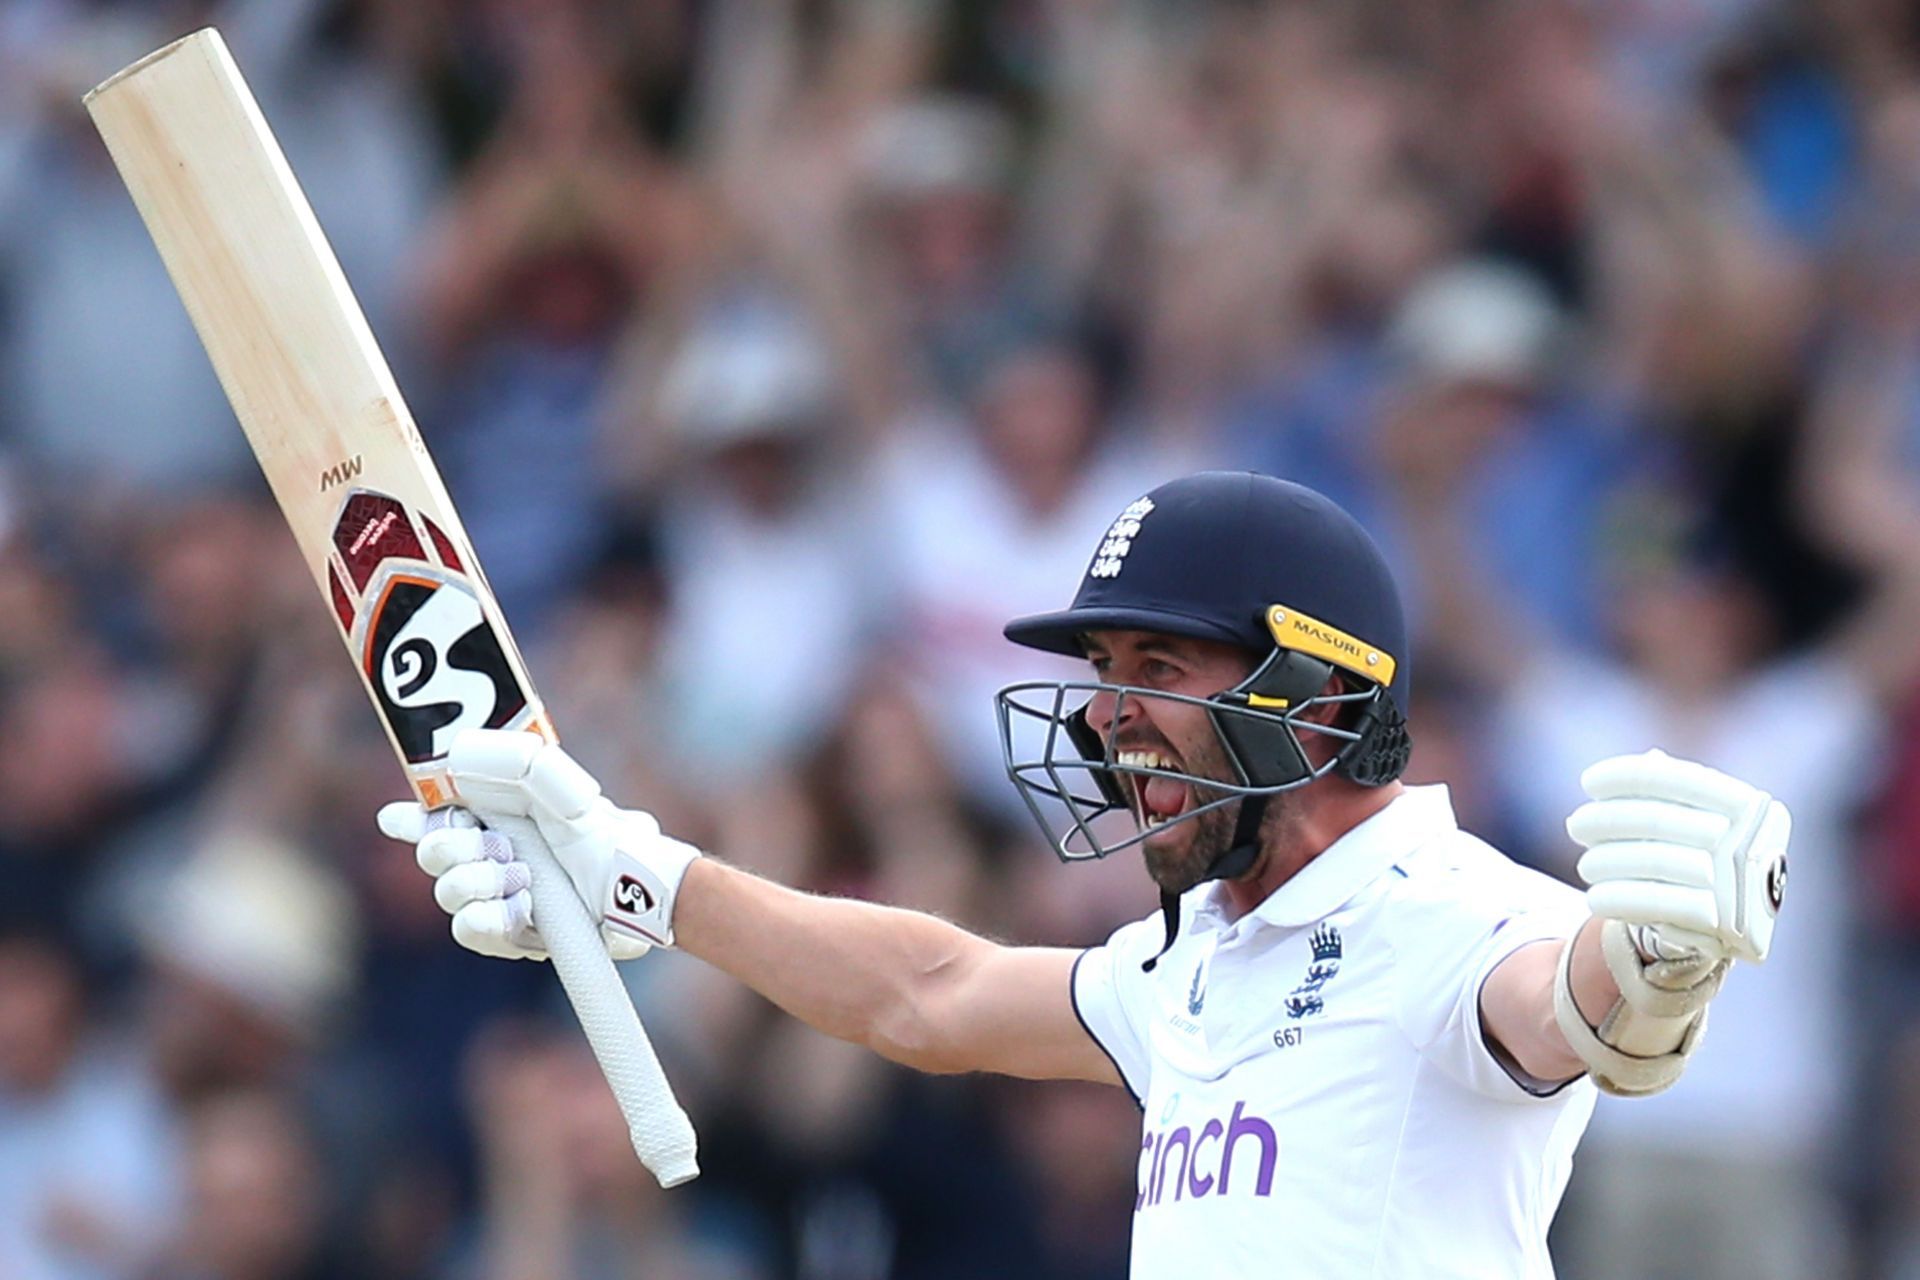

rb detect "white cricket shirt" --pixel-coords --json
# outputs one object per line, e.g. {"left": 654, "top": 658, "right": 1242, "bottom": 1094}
{"left": 1073, "top": 785, "right": 1597, "bottom": 1279}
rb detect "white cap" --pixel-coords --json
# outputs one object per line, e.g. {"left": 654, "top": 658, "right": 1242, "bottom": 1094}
{"left": 140, "top": 829, "right": 358, "bottom": 1031}
{"left": 858, "top": 95, "right": 1013, "bottom": 198}
{"left": 1386, "top": 259, "right": 1564, "bottom": 388}
{"left": 659, "top": 298, "right": 833, "bottom": 447}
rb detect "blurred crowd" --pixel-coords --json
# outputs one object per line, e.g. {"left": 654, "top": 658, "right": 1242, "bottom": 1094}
{"left": 4, "top": 0, "right": 1920, "bottom": 1276}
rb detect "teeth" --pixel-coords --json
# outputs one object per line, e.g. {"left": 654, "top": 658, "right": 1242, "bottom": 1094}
{"left": 1119, "top": 751, "right": 1181, "bottom": 829}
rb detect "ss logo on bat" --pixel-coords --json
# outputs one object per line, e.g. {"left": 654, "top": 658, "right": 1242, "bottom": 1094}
{"left": 367, "top": 577, "right": 528, "bottom": 763}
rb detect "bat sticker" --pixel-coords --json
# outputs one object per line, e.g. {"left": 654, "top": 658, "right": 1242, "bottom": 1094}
{"left": 330, "top": 490, "right": 533, "bottom": 763}
{"left": 366, "top": 575, "right": 527, "bottom": 761}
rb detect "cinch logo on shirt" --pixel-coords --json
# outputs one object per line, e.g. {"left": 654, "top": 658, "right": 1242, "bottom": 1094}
{"left": 1137, "top": 1101, "right": 1277, "bottom": 1210}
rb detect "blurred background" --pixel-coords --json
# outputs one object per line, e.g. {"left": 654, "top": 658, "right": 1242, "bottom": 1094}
{"left": 3, "top": 0, "right": 1919, "bottom": 1276}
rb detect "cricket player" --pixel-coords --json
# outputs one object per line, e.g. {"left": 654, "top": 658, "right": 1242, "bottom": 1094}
{"left": 380, "top": 471, "right": 1789, "bottom": 1277}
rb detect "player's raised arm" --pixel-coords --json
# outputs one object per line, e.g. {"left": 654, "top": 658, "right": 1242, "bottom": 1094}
{"left": 675, "top": 863, "right": 1112, "bottom": 1082}
{"left": 379, "top": 729, "right": 1122, "bottom": 1088}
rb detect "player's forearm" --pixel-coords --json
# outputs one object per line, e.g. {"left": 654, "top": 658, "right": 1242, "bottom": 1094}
{"left": 673, "top": 859, "right": 991, "bottom": 1073}
{"left": 1480, "top": 920, "right": 1621, "bottom": 1083}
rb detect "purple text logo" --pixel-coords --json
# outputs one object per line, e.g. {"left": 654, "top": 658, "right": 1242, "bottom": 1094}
{"left": 1137, "top": 1101, "right": 1277, "bottom": 1210}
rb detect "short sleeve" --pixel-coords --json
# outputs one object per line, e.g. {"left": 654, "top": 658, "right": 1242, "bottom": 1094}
{"left": 1070, "top": 917, "right": 1159, "bottom": 1106}
{"left": 1391, "top": 850, "right": 1590, "bottom": 1101}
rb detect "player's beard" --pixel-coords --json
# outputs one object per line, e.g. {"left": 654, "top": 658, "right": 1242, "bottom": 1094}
{"left": 1138, "top": 731, "right": 1282, "bottom": 897}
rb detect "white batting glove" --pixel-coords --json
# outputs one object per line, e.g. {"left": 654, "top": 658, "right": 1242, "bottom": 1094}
{"left": 448, "top": 729, "right": 700, "bottom": 949}
{"left": 1566, "top": 748, "right": 1790, "bottom": 966}
{"left": 376, "top": 733, "right": 701, "bottom": 959}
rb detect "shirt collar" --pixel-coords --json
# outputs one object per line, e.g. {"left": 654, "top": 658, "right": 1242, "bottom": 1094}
{"left": 1191, "top": 784, "right": 1458, "bottom": 932}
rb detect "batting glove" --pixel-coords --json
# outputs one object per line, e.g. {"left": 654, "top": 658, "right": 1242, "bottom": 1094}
{"left": 376, "top": 733, "right": 701, "bottom": 960}
{"left": 1548, "top": 749, "right": 1789, "bottom": 1095}
{"left": 1566, "top": 748, "right": 1790, "bottom": 966}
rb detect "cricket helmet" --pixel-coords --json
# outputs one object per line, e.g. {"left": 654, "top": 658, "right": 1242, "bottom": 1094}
{"left": 995, "top": 471, "right": 1411, "bottom": 868}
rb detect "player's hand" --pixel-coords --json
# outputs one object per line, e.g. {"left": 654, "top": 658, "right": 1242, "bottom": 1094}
{"left": 447, "top": 729, "right": 701, "bottom": 949}
{"left": 377, "top": 732, "right": 702, "bottom": 958}
{"left": 376, "top": 803, "right": 580, "bottom": 960}
{"left": 1566, "top": 748, "right": 1790, "bottom": 966}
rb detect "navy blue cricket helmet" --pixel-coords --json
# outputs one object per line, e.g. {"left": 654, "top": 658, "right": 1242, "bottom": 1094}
{"left": 994, "top": 471, "right": 1412, "bottom": 868}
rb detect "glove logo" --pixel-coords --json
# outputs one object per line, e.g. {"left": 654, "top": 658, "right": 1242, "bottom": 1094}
{"left": 613, "top": 874, "right": 656, "bottom": 915}
{"left": 1766, "top": 855, "right": 1788, "bottom": 914}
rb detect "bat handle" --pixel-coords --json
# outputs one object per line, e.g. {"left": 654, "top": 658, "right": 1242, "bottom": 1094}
{"left": 487, "top": 812, "right": 700, "bottom": 1187}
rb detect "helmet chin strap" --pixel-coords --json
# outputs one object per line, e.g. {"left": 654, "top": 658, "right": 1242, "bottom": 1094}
{"left": 1141, "top": 793, "right": 1269, "bottom": 973}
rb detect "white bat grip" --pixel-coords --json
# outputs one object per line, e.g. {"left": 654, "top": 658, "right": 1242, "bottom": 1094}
{"left": 487, "top": 812, "right": 699, "bottom": 1187}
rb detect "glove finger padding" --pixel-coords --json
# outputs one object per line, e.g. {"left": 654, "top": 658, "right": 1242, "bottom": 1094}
{"left": 416, "top": 824, "right": 517, "bottom": 877}
{"left": 1585, "top": 880, "right": 1719, "bottom": 937}
{"left": 1576, "top": 841, "right": 1715, "bottom": 890}
{"left": 452, "top": 896, "right": 542, "bottom": 960}
{"left": 1565, "top": 798, "right": 1728, "bottom": 851}
{"left": 378, "top": 801, "right": 478, "bottom": 843}
{"left": 1567, "top": 750, "right": 1789, "bottom": 965}
{"left": 1579, "top": 750, "right": 1761, "bottom": 813}
{"left": 434, "top": 858, "right": 533, "bottom": 914}
{"left": 377, "top": 801, "right": 430, "bottom": 842}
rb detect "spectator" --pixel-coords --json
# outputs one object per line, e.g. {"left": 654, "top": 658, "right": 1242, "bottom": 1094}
{"left": 135, "top": 830, "right": 359, "bottom": 1104}
{"left": 0, "top": 925, "right": 181, "bottom": 1280}
{"left": 412, "top": 0, "right": 694, "bottom": 634}
{"left": 642, "top": 293, "right": 874, "bottom": 788}
{"left": 0, "top": 1, "right": 436, "bottom": 492}
{"left": 869, "top": 336, "right": 1184, "bottom": 814}
{"left": 460, "top": 1026, "right": 766, "bottom": 1280}
{"left": 149, "top": 1088, "right": 336, "bottom": 1280}
{"left": 1231, "top": 255, "right": 1641, "bottom": 644}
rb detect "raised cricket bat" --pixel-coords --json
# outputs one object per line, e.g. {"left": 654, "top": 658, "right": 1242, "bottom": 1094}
{"left": 85, "top": 28, "right": 697, "bottom": 1186}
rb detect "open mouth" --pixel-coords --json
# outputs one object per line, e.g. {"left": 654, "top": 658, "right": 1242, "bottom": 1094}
{"left": 1117, "top": 749, "right": 1190, "bottom": 829}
